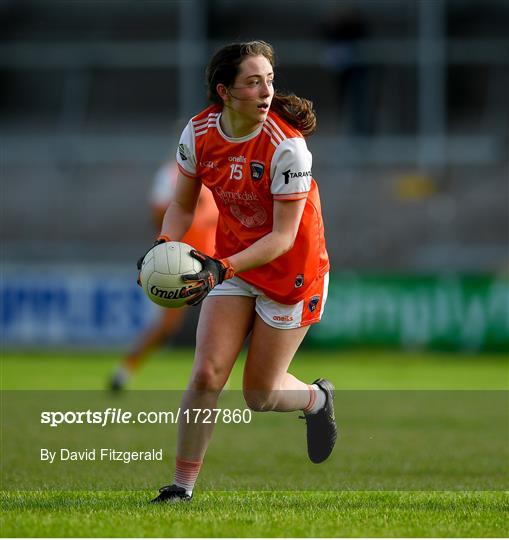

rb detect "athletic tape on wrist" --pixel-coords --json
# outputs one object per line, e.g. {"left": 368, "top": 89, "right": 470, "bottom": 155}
{"left": 219, "top": 258, "right": 235, "bottom": 280}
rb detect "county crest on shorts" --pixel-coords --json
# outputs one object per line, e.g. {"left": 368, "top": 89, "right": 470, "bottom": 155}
{"left": 308, "top": 295, "right": 320, "bottom": 312}
{"left": 250, "top": 161, "right": 265, "bottom": 181}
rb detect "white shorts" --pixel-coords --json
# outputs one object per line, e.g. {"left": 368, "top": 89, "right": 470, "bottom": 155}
{"left": 208, "top": 273, "right": 329, "bottom": 330}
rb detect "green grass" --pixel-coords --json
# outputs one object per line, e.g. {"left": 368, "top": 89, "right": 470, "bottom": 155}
{"left": 1, "top": 349, "right": 508, "bottom": 390}
{"left": 1, "top": 490, "right": 508, "bottom": 537}
{"left": 1, "top": 349, "right": 508, "bottom": 537}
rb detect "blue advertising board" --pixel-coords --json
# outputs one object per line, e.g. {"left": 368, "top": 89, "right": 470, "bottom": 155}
{"left": 1, "top": 265, "right": 156, "bottom": 347}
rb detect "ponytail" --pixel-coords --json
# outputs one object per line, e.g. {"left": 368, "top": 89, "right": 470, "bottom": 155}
{"left": 271, "top": 92, "right": 317, "bottom": 137}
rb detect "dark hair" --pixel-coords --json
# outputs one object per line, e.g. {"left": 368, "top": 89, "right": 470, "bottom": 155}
{"left": 206, "top": 40, "right": 317, "bottom": 137}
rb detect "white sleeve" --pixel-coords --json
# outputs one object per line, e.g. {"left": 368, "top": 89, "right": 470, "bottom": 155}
{"left": 270, "top": 138, "right": 313, "bottom": 200}
{"left": 175, "top": 120, "right": 198, "bottom": 177}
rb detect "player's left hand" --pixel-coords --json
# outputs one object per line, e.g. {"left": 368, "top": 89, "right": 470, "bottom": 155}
{"left": 182, "top": 250, "right": 235, "bottom": 306}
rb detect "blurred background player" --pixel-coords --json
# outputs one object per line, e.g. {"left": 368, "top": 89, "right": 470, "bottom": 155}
{"left": 321, "top": 2, "right": 375, "bottom": 136}
{"left": 109, "top": 159, "right": 218, "bottom": 390}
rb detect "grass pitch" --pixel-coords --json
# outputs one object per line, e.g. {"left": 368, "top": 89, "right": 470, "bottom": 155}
{"left": 1, "top": 349, "right": 508, "bottom": 537}
{"left": 2, "top": 490, "right": 507, "bottom": 538}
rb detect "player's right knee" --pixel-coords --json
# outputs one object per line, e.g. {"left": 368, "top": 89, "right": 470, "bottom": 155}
{"left": 190, "top": 364, "right": 225, "bottom": 391}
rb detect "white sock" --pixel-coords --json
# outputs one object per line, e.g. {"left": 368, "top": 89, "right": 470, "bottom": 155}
{"left": 174, "top": 457, "right": 202, "bottom": 495}
{"left": 303, "top": 384, "right": 326, "bottom": 415}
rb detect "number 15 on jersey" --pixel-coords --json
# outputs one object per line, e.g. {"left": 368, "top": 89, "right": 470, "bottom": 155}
{"left": 229, "top": 163, "right": 243, "bottom": 180}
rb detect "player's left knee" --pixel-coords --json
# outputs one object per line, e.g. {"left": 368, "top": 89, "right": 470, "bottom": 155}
{"left": 243, "top": 388, "right": 279, "bottom": 412}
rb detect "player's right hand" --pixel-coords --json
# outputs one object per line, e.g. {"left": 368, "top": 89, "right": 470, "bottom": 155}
{"left": 136, "top": 236, "right": 170, "bottom": 286}
{"left": 181, "top": 250, "right": 235, "bottom": 305}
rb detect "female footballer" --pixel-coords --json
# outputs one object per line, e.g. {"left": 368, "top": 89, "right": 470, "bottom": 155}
{"left": 145, "top": 40, "right": 337, "bottom": 502}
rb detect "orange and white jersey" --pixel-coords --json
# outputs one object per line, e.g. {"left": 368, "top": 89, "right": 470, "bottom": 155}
{"left": 151, "top": 160, "right": 218, "bottom": 256}
{"left": 176, "top": 104, "right": 329, "bottom": 305}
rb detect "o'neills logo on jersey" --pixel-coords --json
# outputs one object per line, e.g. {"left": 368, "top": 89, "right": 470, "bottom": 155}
{"left": 150, "top": 285, "right": 188, "bottom": 300}
{"left": 215, "top": 187, "right": 259, "bottom": 205}
{"left": 228, "top": 155, "right": 247, "bottom": 163}
{"left": 282, "top": 169, "right": 312, "bottom": 184}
